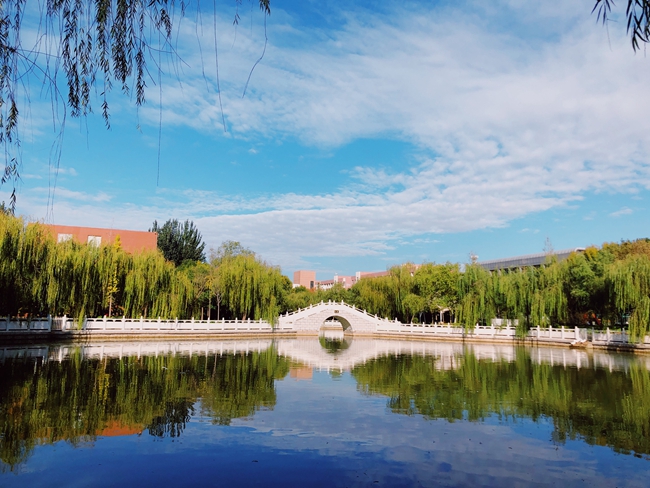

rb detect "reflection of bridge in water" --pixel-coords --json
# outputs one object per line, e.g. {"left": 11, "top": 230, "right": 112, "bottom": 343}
{"left": 1, "top": 337, "right": 648, "bottom": 374}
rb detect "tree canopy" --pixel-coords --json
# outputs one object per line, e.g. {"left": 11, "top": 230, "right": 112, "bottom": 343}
{"left": 150, "top": 219, "right": 206, "bottom": 266}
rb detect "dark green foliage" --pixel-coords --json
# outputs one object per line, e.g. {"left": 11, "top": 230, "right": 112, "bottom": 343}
{"left": 151, "top": 219, "right": 206, "bottom": 266}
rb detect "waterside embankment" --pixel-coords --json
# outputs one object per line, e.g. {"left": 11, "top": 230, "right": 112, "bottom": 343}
{"left": 1, "top": 313, "right": 649, "bottom": 353}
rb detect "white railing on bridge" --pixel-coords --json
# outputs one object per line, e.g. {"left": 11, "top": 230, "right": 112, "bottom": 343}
{"left": 0, "top": 315, "right": 275, "bottom": 334}
{"left": 282, "top": 300, "right": 394, "bottom": 321}
{"left": 1, "top": 313, "right": 649, "bottom": 346}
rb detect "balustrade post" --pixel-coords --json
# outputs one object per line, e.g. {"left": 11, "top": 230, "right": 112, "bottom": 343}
{"left": 607, "top": 327, "right": 611, "bottom": 343}
{"left": 561, "top": 326, "right": 565, "bottom": 340}
{"left": 103, "top": 315, "right": 107, "bottom": 331}
{"left": 121, "top": 316, "right": 126, "bottom": 331}
{"left": 47, "top": 314, "right": 52, "bottom": 332}
{"left": 537, "top": 325, "right": 540, "bottom": 339}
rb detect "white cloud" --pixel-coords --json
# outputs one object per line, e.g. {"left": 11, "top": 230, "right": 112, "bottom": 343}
{"left": 8, "top": 1, "right": 650, "bottom": 269}
{"left": 609, "top": 207, "right": 633, "bottom": 217}
{"left": 29, "top": 187, "right": 112, "bottom": 204}
{"left": 54, "top": 167, "right": 78, "bottom": 177}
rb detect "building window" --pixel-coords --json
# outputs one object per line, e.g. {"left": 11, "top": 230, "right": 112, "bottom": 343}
{"left": 87, "top": 235, "right": 102, "bottom": 246}
{"left": 57, "top": 233, "right": 73, "bottom": 243}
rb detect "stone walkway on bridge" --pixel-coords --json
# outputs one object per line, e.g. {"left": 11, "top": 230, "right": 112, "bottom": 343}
{"left": 276, "top": 301, "right": 396, "bottom": 334}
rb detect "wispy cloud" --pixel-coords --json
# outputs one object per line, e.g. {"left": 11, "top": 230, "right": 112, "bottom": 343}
{"left": 610, "top": 207, "right": 633, "bottom": 217}
{"left": 8, "top": 1, "right": 650, "bottom": 269}
{"left": 53, "top": 167, "right": 78, "bottom": 177}
{"left": 30, "top": 187, "right": 112, "bottom": 204}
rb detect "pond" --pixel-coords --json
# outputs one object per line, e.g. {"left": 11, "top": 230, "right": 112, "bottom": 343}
{"left": 1, "top": 337, "right": 650, "bottom": 487}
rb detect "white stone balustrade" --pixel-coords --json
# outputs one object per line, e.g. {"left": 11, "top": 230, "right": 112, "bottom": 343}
{"left": 1, "top": 301, "right": 649, "bottom": 347}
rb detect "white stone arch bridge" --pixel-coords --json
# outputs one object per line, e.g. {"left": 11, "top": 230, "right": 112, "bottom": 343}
{"left": 277, "top": 301, "right": 395, "bottom": 334}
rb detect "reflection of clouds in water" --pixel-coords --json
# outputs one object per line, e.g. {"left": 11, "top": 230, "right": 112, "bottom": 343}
{"left": 221, "top": 373, "right": 647, "bottom": 487}
{"left": 8, "top": 338, "right": 649, "bottom": 374}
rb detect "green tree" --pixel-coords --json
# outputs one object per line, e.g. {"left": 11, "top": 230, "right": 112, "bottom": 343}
{"left": 217, "top": 253, "right": 286, "bottom": 322}
{"left": 413, "top": 263, "right": 459, "bottom": 319}
{"left": 609, "top": 254, "right": 650, "bottom": 341}
{"left": 151, "top": 219, "right": 206, "bottom": 266}
{"left": 210, "top": 240, "right": 254, "bottom": 264}
{"left": 282, "top": 286, "right": 315, "bottom": 312}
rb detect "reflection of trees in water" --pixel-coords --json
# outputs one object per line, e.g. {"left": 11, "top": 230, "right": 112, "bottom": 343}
{"left": 351, "top": 349, "right": 650, "bottom": 458}
{"left": 147, "top": 400, "right": 195, "bottom": 438}
{"left": 0, "top": 348, "right": 289, "bottom": 471}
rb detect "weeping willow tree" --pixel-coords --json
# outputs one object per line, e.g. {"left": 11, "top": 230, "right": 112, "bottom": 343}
{"left": 532, "top": 262, "right": 568, "bottom": 327}
{"left": 0, "top": 213, "right": 294, "bottom": 323}
{"left": 499, "top": 267, "right": 539, "bottom": 332}
{"left": 0, "top": 213, "right": 52, "bottom": 315}
{"left": 0, "top": 213, "right": 198, "bottom": 320}
{"left": 122, "top": 251, "right": 194, "bottom": 319}
{"left": 608, "top": 254, "right": 650, "bottom": 342}
{"left": 387, "top": 264, "right": 416, "bottom": 321}
{"left": 457, "top": 263, "right": 569, "bottom": 335}
{"left": 457, "top": 264, "right": 498, "bottom": 330}
{"left": 0, "top": 1, "right": 272, "bottom": 210}
{"left": 217, "top": 254, "right": 287, "bottom": 323}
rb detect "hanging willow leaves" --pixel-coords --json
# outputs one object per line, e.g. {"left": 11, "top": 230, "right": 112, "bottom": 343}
{"left": 608, "top": 254, "right": 650, "bottom": 342}
{"left": 0, "top": 1, "right": 272, "bottom": 211}
{"left": 217, "top": 253, "right": 286, "bottom": 323}
{"left": 457, "top": 264, "right": 496, "bottom": 330}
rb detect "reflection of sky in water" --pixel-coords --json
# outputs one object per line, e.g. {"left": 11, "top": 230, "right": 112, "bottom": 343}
{"left": 4, "top": 368, "right": 650, "bottom": 488}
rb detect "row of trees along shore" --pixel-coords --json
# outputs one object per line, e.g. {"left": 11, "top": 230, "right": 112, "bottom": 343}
{"left": 2, "top": 212, "right": 650, "bottom": 340}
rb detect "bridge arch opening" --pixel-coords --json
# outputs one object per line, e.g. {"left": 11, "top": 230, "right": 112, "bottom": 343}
{"left": 320, "top": 315, "right": 352, "bottom": 332}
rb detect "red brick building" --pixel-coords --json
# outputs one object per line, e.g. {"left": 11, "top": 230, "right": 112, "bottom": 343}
{"left": 44, "top": 224, "right": 157, "bottom": 254}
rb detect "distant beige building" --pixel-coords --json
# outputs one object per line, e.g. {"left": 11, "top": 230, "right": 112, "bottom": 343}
{"left": 44, "top": 224, "right": 157, "bottom": 254}
{"left": 292, "top": 268, "right": 395, "bottom": 290}
{"left": 293, "top": 270, "right": 316, "bottom": 290}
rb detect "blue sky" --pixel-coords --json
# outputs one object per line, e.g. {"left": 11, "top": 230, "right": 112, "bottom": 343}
{"left": 2, "top": 0, "right": 649, "bottom": 280}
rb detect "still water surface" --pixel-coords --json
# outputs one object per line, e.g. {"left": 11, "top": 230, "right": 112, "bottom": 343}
{"left": 1, "top": 337, "right": 650, "bottom": 487}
